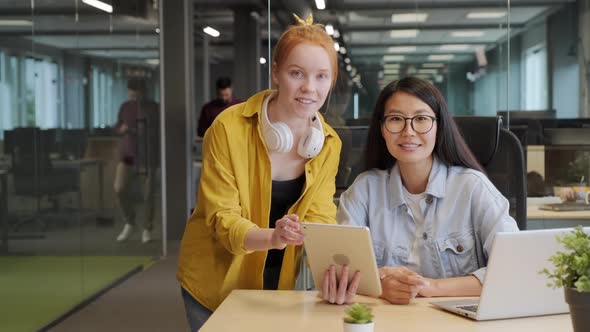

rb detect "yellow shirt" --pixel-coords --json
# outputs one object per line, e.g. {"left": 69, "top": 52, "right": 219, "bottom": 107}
{"left": 177, "top": 90, "right": 341, "bottom": 310}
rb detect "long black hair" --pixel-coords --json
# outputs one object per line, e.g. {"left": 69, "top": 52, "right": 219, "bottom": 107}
{"left": 364, "top": 76, "right": 484, "bottom": 173}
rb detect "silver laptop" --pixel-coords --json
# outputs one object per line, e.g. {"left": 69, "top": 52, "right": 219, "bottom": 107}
{"left": 430, "top": 228, "right": 583, "bottom": 320}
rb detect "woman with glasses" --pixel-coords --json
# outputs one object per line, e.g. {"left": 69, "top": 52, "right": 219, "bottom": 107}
{"left": 321, "top": 77, "right": 518, "bottom": 305}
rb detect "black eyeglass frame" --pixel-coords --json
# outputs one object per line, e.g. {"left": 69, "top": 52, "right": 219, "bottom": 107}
{"left": 381, "top": 115, "right": 438, "bottom": 134}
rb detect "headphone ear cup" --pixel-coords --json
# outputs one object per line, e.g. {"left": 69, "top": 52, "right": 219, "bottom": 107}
{"left": 263, "top": 126, "right": 282, "bottom": 151}
{"left": 297, "top": 126, "right": 325, "bottom": 158}
{"left": 260, "top": 92, "right": 294, "bottom": 153}
{"left": 270, "top": 122, "right": 293, "bottom": 153}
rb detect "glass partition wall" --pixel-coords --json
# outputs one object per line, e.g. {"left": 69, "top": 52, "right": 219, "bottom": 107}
{"left": 192, "top": 0, "right": 590, "bottom": 289}
{"left": 308, "top": 0, "right": 515, "bottom": 189}
{"left": 177, "top": 0, "right": 590, "bottom": 308}
{"left": 0, "top": 1, "right": 162, "bottom": 331}
{"left": 261, "top": 0, "right": 590, "bottom": 231}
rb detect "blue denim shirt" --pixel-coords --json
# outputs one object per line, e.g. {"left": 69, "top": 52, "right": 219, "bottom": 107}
{"left": 337, "top": 157, "right": 519, "bottom": 283}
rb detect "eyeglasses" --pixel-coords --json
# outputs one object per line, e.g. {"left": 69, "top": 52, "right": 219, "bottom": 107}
{"left": 381, "top": 115, "right": 437, "bottom": 134}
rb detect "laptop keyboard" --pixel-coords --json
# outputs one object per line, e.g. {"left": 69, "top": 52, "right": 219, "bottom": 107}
{"left": 457, "top": 305, "right": 478, "bottom": 313}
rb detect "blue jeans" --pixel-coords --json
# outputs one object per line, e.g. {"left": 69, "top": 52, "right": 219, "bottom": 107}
{"left": 181, "top": 287, "right": 212, "bottom": 331}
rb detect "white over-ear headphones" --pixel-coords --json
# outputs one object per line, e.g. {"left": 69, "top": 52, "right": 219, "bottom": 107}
{"left": 260, "top": 93, "right": 325, "bottom": 159}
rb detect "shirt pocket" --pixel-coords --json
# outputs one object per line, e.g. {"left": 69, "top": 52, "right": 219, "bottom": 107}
{"left": 436, "top": 232, "right": 477, "bottom": 277}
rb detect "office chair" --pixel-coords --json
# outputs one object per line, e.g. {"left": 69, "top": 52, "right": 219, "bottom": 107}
{"left": 9, "top": 127, "right": 80, "bottom": 231}
{"left": 54, "top": 129, "right": 88, "bottom": 194}
{"left": 454, "top": 116, "right": 527, "bottom": 230}
{"left": 56, "top": 129, "right": 88, "bottom": 159}
{"left": 333, "top": 126, "right": 353, "bottom": 189}
{"left": 453, "top": 116, "right": 500, "bottom": 167}
{"left": 343, "top": 126, "right": 371, "bottom": 188}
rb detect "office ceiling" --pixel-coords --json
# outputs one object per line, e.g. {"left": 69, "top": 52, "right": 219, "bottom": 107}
{"left": 0, "top": 0, "right": 160, "bottom": 64}
{"left": 0, "top": 0, "right": 576, "bottom": 77}
{"left": 194, "top": 0, "right": 573, "bottom": 85}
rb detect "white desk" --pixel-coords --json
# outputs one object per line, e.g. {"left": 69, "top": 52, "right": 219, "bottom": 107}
{"left": 200, "top": 290, "right": 571, "bottom": 332}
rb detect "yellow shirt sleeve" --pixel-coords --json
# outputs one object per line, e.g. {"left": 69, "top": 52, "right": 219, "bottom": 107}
{"left": 304, "top": 135, "right": 341, "bottom": 225}
{"left": 199, "top": 120, "right": 258, "bottom": 255}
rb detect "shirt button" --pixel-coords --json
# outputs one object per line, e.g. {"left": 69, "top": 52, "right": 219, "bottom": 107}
{"left": 422, "top": 232, "right": 428, "bottom": 240}
{"left": 425, "top": 196, "right": 433, "bottom": 204}
{"left": 456, "top": 245, "right": 464, "bottom": 253}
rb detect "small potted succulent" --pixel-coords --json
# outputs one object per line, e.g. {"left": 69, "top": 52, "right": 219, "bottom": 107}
{"left": 343, "top": 303, "right": 374, "bottom": 332}
{"left": 541, "top": 226, "right": 590, "bottom": 332}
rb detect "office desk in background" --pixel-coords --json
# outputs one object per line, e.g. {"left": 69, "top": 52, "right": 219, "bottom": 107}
{"left": 200, "top": 290, "right": 571, "bottom": 332}
{"left": 527, "top": 205, "right": 590, "bottom": 230}
{"left": 52, "top": 159, "right": 105, "bottom": 214}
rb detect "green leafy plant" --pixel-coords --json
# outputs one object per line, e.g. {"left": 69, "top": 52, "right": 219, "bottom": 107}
{"left": 541, "top": 226, "right": 590, "bottom": 292}
{"left": 343, "top": 303, "right": 374, "bottom": 324}
{"left": 561, "top": 152, "right": 590, "bottom": 184}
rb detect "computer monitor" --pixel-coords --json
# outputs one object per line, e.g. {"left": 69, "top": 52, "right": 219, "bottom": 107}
{"left": 497, "top": 110, "right": 555, "bottom": 146}
{"left": 56, "top": 129, "right": 88, "bottom": 159}
{"left": 9, "top": 127, "right": 42, "bottom": 154}
{"left": 42, "top": 129, "right": 58, "bottom": 156}
{"left": 2, "top": 129, "right": 13, "bottom": 155}
{"left": 497, "top": 110, "right": 556, "bottom": 120}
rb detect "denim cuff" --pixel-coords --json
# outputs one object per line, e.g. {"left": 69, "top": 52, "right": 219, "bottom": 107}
{"left": 471, "top": 267, "right": 486, "bottom": 284}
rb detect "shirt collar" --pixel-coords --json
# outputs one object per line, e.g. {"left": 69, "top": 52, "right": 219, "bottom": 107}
{"left": 388, "top": 156, "right": 447, "bottom": 208}
{"left": 241, "top": 90, "right": 274, "bottom": 118}
{"left": 241, "top": 89, "right": 335, "bottom": 138}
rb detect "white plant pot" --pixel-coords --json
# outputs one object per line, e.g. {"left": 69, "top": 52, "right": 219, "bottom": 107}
{"left": 343, "top": 322, "right": 374, "bottom": 332}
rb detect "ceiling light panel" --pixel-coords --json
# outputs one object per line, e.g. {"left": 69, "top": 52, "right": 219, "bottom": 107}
{"left": 325, "top": 24, "right": 334, "bottom": 35}
{"left": 418, "top": 69, "right": 438, "bottom": 74}
{"left": 451, "top": 30, "right": 485, "bottom": 38}
{"left": 203, "top": 26, "right": 220, "bottom": 38}
{"left": 439, "top": 44, "right": 470, "bottom": 51}
{"left": 387, "top": 46, "right": 417, "bottom": 53}
{"left": 383, "top": 55, "right": 405, "bottom": 62}
{"left": 428, "top": 54, "right": 454, "bottom": 61}
{"left": 390, "top": 29, "right": 419, "bottom": 38}
{"left": 391, "top": 13, "right": 429, "bottom": 23}
{"left": 466, "top": 11, "right": 506, "bottom": 19}
{"left": 82, "top": 0, "right": 113, "bottom": 13}
{"left": 0, "top": 19, "right": 32, "bottom": 26}
{"left": 422, "top": 63, "right": 445, "bottom": 68}
{"left": 315, "top": 0, "right": 326, "bottom": 10}
{"left": 416, "top": 74, "right": 433, "bottom": 79}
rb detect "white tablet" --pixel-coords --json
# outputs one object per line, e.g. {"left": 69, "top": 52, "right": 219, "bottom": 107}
{"left": 301, "top": 222, "right": 382, "bottom": 296}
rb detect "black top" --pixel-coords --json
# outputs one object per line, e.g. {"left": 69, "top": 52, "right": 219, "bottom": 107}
{"left": 263, "top": 174, "right": 306, "bottom": 289}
